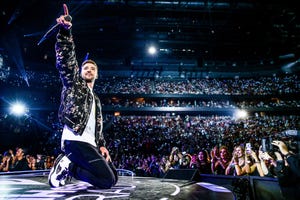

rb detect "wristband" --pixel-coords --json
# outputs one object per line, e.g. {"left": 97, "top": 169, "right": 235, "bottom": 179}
{"left": 284, "top": 153, "right": 292, "bottom": 158}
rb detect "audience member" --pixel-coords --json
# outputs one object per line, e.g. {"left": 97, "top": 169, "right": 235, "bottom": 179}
{"left": 10, "top": 147, "right": 30, "bottom": 171}
{"left": 192, "top": 150, "right": 212, "bottom": 174}
{"left": 271, "top": 140, "right": 300, "bottom": 199}
{"left": 244, "top": 148, "right": 264, "bottom": 176}
{"left": 0, "top": 151, "right": 13, "bottom": 172}
{"left": 211, "top": 145, "right": 231, "bottom": 175}
{"left": 168, "top": 147, "right": 183, "bottom": 169}
{"left": 226, "top": 145, "right": 246, "bottom": 176}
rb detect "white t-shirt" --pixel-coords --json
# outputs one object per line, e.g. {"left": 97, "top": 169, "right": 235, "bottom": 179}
{"left": 61, "top": 87, "right": 97, "bottom": 148}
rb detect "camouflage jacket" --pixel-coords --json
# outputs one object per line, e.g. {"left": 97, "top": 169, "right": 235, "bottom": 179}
{"left": 55, "top": 28, "right": 105, "bottom": 147}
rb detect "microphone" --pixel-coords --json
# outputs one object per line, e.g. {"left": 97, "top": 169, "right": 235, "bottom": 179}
{"left": 37, "top": 15, "right": 72, "bottom": 46}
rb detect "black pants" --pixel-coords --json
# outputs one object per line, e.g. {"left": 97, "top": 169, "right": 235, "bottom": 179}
{"left": 63, "top": 140, "right": 118, "bottom": 189}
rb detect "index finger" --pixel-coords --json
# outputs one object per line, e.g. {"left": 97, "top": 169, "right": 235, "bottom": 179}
{"left": 63, "top": 4, "right": 69, "bottom": 16}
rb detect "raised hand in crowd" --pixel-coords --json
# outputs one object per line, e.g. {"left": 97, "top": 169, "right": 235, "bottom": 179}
{"left": 226, "top": 145, "right": 246, "bottom": 176}
{"left": 271, "top": 140, "right": 290, "bottom": 156}
{"left": 258, "top": 146, "right": 277, "bottom": 177}
{"left": 244, "top": 148, "right": 264, "bottom": 176}
{"left": 211, "top": 146, "right": 231, "bottom": 175}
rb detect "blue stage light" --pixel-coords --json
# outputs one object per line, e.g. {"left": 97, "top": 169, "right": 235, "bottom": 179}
{"left": 10, "top": 102, "right": 27, "bottom": 116}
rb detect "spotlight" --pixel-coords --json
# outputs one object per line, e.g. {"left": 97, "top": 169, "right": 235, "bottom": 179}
{"left": 148, "top": 46, "right": 157, "bottom": 55}
{"left": 234, "top": 109, "right": 248, "bottom": 119}
{"left": 10, "top": 102, "right": 27, "bottom": 116}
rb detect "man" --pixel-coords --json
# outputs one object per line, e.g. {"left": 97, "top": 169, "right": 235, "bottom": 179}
{"left": 272, "top": 140, "right": 300, "bottom": 199}
{"left": 48, "top": 4, "right": 118, "bottom": 189}
{"left": 10, "top": 147, "right": 31, "bottom": 171}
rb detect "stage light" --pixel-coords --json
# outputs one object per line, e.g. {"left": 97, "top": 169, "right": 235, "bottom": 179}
{"left": 10, "top": 102, "right": 27, "bottom": 116}
{"left": 281, "top": 58, "right": 300, "bottom": 73}
{"left": 148, "top": 46, "right": 157, "bottom": 55}
{"left": 234, "top": 109, "right": 248, "bottom": 119}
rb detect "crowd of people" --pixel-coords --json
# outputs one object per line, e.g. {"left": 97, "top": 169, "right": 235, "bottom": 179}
{"left": 106, "top": 115, "right": 299, "bottom": 177}
{"left": 0, "top": 147, "right": 54, "bottom": 172}
{"left": 1, "top": 114, "right": 299, "bottom": 176}
{"left": 3, "top": 70, "right": 299, "bottom": 95}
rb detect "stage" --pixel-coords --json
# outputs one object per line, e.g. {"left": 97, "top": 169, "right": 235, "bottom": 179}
{"left": 0, "top": 170, "right": 235, "bottom": 200}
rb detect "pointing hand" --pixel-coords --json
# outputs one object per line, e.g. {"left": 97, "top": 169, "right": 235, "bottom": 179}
{"left": 56, "top": 4, "right": 72, "bottom": 30}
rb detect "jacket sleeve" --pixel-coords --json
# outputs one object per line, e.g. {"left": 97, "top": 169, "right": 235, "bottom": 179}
{"left": 95, "top": 95, "right": 106, "bottom": 147}
{"left": 286, "top": 155, "right": 300, "bottom": 177}
{"left": 55, "top": 27, "right": 79, "bottom": 87}
{"left": 97, "top": 138, "right": 106, "bottom": 148}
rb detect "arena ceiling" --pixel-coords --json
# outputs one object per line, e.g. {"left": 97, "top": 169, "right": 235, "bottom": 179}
{"left": 1, "top": 0, "right": 300, "bottom": 78}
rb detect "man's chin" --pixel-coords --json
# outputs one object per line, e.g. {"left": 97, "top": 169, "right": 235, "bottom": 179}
{"left": 84, "top": 78, "right": 94, "bottom": 83}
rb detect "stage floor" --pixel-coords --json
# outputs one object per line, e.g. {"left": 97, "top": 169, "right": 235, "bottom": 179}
{"left": 0, "top": 171, "right": 235, "bottom": 200}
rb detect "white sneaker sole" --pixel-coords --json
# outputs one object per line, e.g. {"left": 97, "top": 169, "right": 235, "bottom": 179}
{"left": 48, "top": 154, "right": 65, "bottom": 188}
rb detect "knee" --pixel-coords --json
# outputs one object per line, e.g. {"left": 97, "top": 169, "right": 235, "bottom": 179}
{"left": 97, "top": 175, "right": 117, "bottom": 189}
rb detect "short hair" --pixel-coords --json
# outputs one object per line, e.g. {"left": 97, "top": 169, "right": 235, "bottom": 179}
{"left": 81, "top": 59, "right": 98, "bottom": 69}
{"left": 20, "top": 147, "right": 28, "bottom": 155}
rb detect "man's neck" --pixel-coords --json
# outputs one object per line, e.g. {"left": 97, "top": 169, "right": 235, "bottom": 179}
{"left": 17, "top": 156, "right": 23, "bottom": 161}
{"left": 87, "top": 82, "right": 94, "bottom": 89}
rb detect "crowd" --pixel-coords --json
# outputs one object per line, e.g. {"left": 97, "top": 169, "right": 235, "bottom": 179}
{"left": 2, "top": 114, "right": 299, "bottom": 177}
{"left": 104, "top": 115, "right": 299, "bottom": 177}
{"left": 2, "top": 70, "right": 299, "bottom": 95}
{"left": 1, "top": 72, "right": 299, "bottom": 194}
{"left": 101, "top": 98, "right": 300, "bottom": 109}
{"left": 0, "top": 147, "right": 54, "bottom": 172}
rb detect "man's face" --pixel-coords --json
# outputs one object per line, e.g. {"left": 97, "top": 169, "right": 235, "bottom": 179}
{"left": 16, "top": 148, "right": 24, "bottom": 158}
{"left": 81, "top": 63, "right": 98, "bottom": 83}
